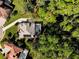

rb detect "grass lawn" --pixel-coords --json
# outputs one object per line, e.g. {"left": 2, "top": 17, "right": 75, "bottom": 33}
{"left": 0, "top": 53, "right": 4, "bottom": 59}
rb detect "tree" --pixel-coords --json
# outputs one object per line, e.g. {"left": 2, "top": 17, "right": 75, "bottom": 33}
{"left": 24, "top": 0, "right": 79, "bottom": 59}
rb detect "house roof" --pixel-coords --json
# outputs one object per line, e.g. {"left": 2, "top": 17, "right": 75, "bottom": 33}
{"left": 19, "top": 49, "right": 28, "bottom": 59}
{"left": 0, "top": 17, "right": 6, "bottom": 27}
{"left": 0, "top": 28, "right": 4, "bottom": 40}
{"left": 18, "top": 20, "right": 42, "bottom": 39}
{"left": 0, "top": 7, "right": 8, "bottom": 18}
{"left": 6, "top": 43, "right": 23, "bottom": 54}
{"left": 4, "top": 0, "right": 11, "bottom": 4}
{"left": 18, "top": 22, "right": 35, "bottom": 39}
{"left": 3, "top": 43, "right": 23, "bottom": 59}
{"left": 0, "top": 0, "right": 3, "bottom": 5}
{"left": 0, "top": 0, "right": 14, "bottom": 18}
{"left": 0, "top": 8, "right": 7, "bottom": 40}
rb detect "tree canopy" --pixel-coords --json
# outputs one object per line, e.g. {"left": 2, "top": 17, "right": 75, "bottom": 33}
{"left": 24, "top": 0, "right": 79, "bottom": 59}
{"left": 4, "top": 0, "right": 79, "bottom": 59}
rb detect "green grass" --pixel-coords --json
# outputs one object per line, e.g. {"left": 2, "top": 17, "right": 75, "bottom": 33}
{"left": 0, "top": 53, "right": 4, "bottom": 59}
{"left": 13, "top": 0, "right": 26, "bottom": 13}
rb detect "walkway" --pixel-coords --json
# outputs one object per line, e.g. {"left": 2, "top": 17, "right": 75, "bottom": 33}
{"left": 0, "top": 18, "right": 31, "bottom": 41}
{"left": 2, "top": 18, "right": 31, "bottom": 31}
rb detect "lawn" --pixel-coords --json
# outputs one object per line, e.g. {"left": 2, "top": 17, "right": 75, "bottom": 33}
{"left": 0, "top": 53, "right": 4, "bottom": 59}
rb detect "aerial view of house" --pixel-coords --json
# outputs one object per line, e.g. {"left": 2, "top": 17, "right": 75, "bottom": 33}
{"left": 0, "top": 0, "right": 79, "bottom": 59}
{"left": 17, "top": 20, "right": 42, "bottom": 39}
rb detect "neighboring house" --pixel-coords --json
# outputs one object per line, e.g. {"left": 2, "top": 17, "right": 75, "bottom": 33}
{"left": 4, "top": 0, "right": 15, "bottom": 10}
{"left": 0, "top": 7, "right": 8, "bottom": 18}
{"left": 0, "top": 42, "right": 29, "bottom": 59}
{"left": 0, "top": 9, "right": 7, "bottom": 40}
{"left": 0, "top": 0, "right": 15, "bottom": 18}
{"left": 0, "top": 0, "right": 14, "bottom": 40}
{"left": 17, "top": 20, "right": 42, "bottom": 39}
{"left": 19, "top": 49, "right": 28, "bottom": 59}
{"left": 0, "top": 17, "right": 6, "bottom": 27}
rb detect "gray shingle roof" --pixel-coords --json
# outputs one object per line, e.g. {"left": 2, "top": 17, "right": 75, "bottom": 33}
{"left": 18, "top": 21, "right": 41, "bottom": 39}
